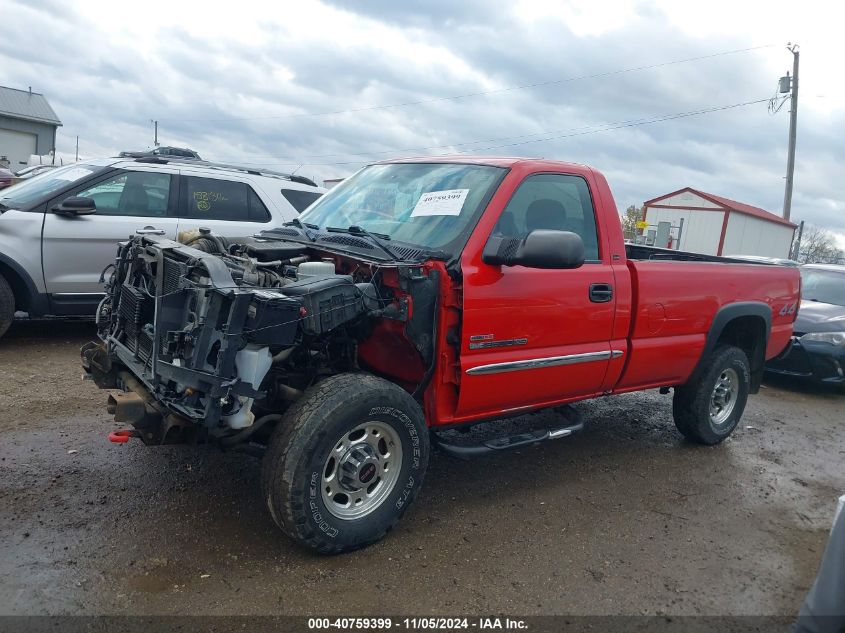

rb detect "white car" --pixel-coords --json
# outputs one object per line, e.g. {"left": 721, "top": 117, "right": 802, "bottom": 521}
{"left": 0, "top": 156, "right": 325, "bottom": 337}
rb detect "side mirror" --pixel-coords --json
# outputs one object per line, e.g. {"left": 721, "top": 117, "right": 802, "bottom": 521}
{"left": 52, "top": 196, "right": 96, "bottom": 216}
{"left": 482, "top": 229, "right": 586, "bottom": 269}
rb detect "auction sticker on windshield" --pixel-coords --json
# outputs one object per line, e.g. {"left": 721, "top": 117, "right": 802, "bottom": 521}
{"left": 410, "top": 189, "right": 469, "bottom": 217}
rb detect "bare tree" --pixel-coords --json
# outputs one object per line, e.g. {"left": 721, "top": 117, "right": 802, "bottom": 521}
{"left": 620, "top": 205, "right": 643, "bottom": 240}
{"left": 794, "top": 224, "right": 845, "bottom": 264}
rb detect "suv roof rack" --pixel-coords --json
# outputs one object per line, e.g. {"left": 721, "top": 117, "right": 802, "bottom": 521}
{"left": 131, "top": 157, "right": 318, "bottom": 188}
{"left": 119, "top": 147, "right": 201, "bottom": 159}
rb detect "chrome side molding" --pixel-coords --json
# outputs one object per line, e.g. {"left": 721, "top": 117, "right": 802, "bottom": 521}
{"left": 466, "top": 349, "right": 624, "bottom": 376}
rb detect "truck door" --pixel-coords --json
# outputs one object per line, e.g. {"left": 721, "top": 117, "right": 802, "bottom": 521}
{"left": 456, "top": 173, "right": 617, "bottom": 418}
{"left": 42, "top": 168, "right": 179, "bottom": 302}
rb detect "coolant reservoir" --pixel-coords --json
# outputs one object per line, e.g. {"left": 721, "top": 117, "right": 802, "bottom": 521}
{"left": 223, "top": 345, "right": 273, "bottom": 430}
{"left": 297, "top": 260, "right": 335, "bottom": 277}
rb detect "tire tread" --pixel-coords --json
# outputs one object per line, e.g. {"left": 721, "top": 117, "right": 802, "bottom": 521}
{"left": 673, "top": 344, "right": 750, "bottom": 445}
{"left": 262, "top": 373, "right": 429, "bottom": 554}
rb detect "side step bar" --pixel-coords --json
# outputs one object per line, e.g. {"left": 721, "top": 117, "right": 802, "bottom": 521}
{"left": 432, "top": 413, "right": 584, "bottom": 459}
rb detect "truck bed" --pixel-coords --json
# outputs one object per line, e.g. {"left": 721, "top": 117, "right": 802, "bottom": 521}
{"left": 609, "top": 248, "right": 801, "bottom": 393}
{"left": 625, "top": 243, "right": 772, "bottom": 264}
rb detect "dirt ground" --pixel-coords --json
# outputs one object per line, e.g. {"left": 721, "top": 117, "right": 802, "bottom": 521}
{"left": 1, "top": 320, "right": 843, "bottom": 617}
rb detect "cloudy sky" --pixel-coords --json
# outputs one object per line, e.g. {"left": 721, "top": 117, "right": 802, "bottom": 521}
{"left": 3, "top": 0, "right": 843, "bottom": 246}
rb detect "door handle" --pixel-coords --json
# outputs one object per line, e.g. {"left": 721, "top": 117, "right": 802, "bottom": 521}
{"left": 136, "top": 227, "right": 166, "bottom": 235}
{"left": 589, "top": 283, "right": 613, "bottom": 303}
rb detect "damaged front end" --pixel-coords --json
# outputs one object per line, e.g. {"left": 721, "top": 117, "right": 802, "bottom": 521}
{"left": 83, "top": 234, "right": 388, "bottom": 447}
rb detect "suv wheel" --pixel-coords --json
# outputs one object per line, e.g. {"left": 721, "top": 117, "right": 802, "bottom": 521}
{"left": 0, "top": 274, "right": 14, "bottom": 339}
{"left": 672, "top": 345, "right": 750, "bottom": 445}
{"left": 261, "top": 373, "right": 430, "bottom": 554}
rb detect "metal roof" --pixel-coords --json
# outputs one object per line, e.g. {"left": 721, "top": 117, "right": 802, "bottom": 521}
{"left": 644, "top": 187, "right": 796, "bottom": 228}
{"left": 0, "top": 86, "right": 62, "bottom": 126}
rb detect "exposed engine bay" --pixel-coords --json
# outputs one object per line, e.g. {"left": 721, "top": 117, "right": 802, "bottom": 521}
{"left": 82, "top": 231, "right": 441, "bottom": 446}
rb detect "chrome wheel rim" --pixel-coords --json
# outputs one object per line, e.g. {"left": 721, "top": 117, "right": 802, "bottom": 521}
{"left": 321, "top": 421, "right": 403, "bottom": 520}
{"left": 710, "top": 368, "right": 739, "bottom": 426}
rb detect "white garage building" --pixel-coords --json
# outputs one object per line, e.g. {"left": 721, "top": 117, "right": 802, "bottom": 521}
{"left": 0, "top": 86, "right": 62, "bottom": 170}
{"left": 642, "top": 187, "right": 796, "bottom": 258}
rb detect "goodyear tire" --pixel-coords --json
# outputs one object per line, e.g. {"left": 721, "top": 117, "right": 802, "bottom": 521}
{"left": 0, "top": 274, "right": 14, "bottom": 340}
{"left": 261, "top": 373, "right": 429, "bottom": 554}
{"left": 672, "top": 345, "right": 750, "bottom": 445}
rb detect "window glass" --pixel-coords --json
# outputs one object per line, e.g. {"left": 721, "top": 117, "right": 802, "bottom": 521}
{"left": 281, "top": 188, "right": 322, "bottom": 213}
{"left": 800, "top": 268, "right": 845, "bottom": 307}
{"left": 492, "top": 174, "right": 600, "bottom": 261}
{"left": 299, "top": 163, "right": 505, "bottom": 250}
{"left": 248, "top": 187, "right": 271, "bottom": 222}
{"left": 183, "top": 177, "right": 248, "bottom": 221}
{"left": 77, "top": 171, "right": 171, "bottom": 217}
{"left": 0, "top": 163, "right": 104, "bottom": 207}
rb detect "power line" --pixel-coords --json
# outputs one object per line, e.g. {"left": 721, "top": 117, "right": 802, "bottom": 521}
{"left": 163, "top": 44, "right": 774, "bottom": 123}
{"left": 223, "top": 116, "right": 655, "bottom": 163}
{"left": 222, "top": 97, "right": 771, "bottom": 167}
{"left": 469, "top": 98, "right": 771, "bottom": 151}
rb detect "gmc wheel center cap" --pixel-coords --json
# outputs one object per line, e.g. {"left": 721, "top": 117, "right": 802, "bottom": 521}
{"left": 338, "top": 444, "right": 380, "bottom": 490}
{"left": 358, "top": 462, "right": 377, "bottom": 484}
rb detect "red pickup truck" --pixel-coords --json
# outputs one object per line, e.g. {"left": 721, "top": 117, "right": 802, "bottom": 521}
{"left": 83, "top": 157, "right": 800, "bottom": 553}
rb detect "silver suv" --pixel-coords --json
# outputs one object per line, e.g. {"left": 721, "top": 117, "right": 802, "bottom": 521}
{"left": 0, "top": 156, "right": 325, "bottom": 338}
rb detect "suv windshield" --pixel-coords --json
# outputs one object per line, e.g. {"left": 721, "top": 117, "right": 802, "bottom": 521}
{"left": 299, "top": 163, "right": 505, "bottom": 250}
{"left": 0, "top": 163, "right": 105, "bottom": 208}
{"left": 800, "top": 268, "right": 845, "bottom": 307}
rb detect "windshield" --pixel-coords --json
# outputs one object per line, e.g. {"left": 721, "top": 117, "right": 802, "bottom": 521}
{"left": 299, "top": 163, "right": 506, "bottom": 250}
{"left": 800, "top": 268, "right": 845, "bottom": 307}
{"left": 0, "top": 163, "right": 104, "bottom": 207}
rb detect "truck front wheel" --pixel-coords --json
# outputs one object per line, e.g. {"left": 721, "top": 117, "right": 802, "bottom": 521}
{"left": 672, "top": 345, "right": 750, "bottom": 445}
{"left": 261, "top": 373, "right": 430, "bottom": 554}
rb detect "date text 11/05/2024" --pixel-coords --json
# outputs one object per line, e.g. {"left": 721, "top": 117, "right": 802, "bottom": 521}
{"left": 307, "top": 617, "right": 528, "bottom": 630}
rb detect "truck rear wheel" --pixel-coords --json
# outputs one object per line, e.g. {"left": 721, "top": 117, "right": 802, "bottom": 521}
{"left": 672, "top": 345, "right": 750, "bottom": 445}
{"left": 261, "top": 373, "right": 430, "bottom": 554}
{"left": 0, "top": 273, "right": 14, "bottom": 340}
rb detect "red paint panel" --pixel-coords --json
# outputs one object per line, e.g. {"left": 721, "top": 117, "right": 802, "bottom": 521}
{"left": 457, "top": 344, "right": 611, "bottom": 417}
{"left": 768, "top": 322, "right": 794, "bottom": 359}
{"left": 454, "top": 163, "right": 616, "bottom": 421}
{"left": 617, "top": 334, "right": 705, "bottom": 389}
{"left": 614, "top": 258, "right": 801, "bottom": 391}
{"left": 426, "top": 260, "right": 462, "bottom": 427}
{"left": 358, "top": 319, "right": 426, "bottom": 391}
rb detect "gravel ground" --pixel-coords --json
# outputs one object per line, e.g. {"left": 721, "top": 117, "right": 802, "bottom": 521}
{"left": 0, "top": 320, "right": 843, "bottom": 616}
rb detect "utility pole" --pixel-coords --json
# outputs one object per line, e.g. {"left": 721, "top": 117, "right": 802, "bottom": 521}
{"left": 152, "top": 120, "right": 159, "bottom": 147}
{"left": 75, "top": 136, "right": 79, "bottom": 162}
{"left": 791, "top": 219, "right": 804, "bottom": 261}
{"left": 781, "top": 44, "right": 799, "bottom": 221}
